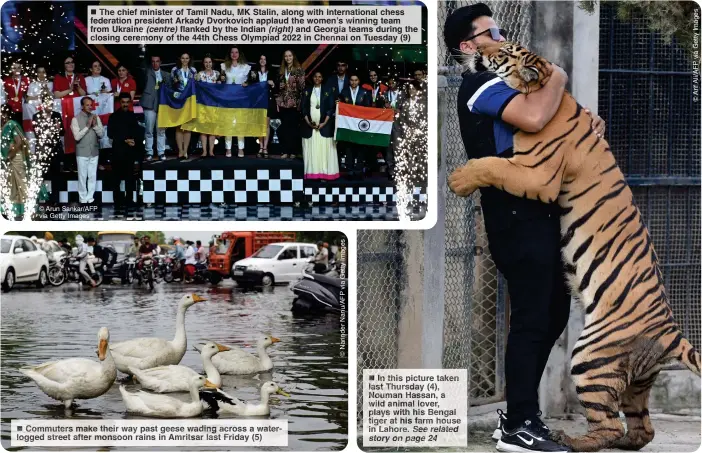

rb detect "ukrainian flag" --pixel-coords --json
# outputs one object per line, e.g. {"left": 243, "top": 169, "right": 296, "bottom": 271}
{"left": 182, "top": 82, "right": 268, "bottom": 137}
{"left": 157, "top": 82, "right": 268, "bottom": 137}
{"left": 157, "top": 81, "right": 197, "bottom": 128}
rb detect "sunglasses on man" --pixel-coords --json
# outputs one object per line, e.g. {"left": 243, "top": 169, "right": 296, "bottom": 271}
{"left": 464, "top": 27, "right": 507, "bottom": 42}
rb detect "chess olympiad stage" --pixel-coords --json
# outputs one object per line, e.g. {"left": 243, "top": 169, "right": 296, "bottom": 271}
{"left": 45, "top": 155, "right": 427, "bottom": 221}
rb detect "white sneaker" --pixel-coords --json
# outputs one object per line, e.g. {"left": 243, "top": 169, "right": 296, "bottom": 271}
{"left": 493, "top": 409, "right": 507, "bottom": 441}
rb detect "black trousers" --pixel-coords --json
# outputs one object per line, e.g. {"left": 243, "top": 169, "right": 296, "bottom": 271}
{"left": 278, "top": 107, "right": 301, "bottom": 156}
{"left": 338, "top": 141, "right": 365, "bottom": 176}
{"left": 110, "top": 146, "right": 137, "bottom": 207}
{"left": 486, "top": 205, "right": 571, "bottom": 427}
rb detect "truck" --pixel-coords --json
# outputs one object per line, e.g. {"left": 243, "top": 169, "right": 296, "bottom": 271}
{"left": 207, "top": 232, "right": 296, "bottom": 284}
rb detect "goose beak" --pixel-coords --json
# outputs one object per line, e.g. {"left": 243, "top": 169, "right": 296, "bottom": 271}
{"left": 270, "top": 337, "right": 281, "bottom": 344}
{"left": 98, "top": 339, "right": 108, "bottom": 361}
{"left": 204, "top": 379, "right": 218, "bottom": 389}
{"left": 276, "top": 388, "right": 290, "bottom": 397}
{"left": 215, "top": 343, "right": 231, "bottom": 352}
{"left": 192, "top": 294, "right": 207, "bottom": 302}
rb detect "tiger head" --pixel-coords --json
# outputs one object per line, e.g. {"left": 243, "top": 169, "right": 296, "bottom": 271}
{"left": 460, "top": 41, "right": 553, "bottom": 94}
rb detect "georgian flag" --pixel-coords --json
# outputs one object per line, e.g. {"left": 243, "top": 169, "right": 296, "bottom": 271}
{"left": 60, "top": 93, "right": 114, "bottom": 153}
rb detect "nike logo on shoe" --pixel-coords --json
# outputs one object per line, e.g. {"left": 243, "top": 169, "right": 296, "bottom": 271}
{"left": 517, "top": 435, "right": 534, "bottom": 446}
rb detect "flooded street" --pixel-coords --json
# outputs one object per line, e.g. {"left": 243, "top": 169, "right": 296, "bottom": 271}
{"left": 1, "top": 281, "right": 348, "bottom": 451}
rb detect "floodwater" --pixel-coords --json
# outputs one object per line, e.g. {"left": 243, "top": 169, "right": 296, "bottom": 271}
{"left": 0, "top": 281, "right": 348, "bottom": 451}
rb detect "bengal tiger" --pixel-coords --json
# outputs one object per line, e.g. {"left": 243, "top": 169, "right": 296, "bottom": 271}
{"left": 448, "top": 41, "right": 701, "bottom": 452}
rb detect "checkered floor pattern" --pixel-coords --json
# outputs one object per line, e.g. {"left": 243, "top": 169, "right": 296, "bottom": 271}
{"left": 35, "top": 204, "right": 427, "bottom": 221}
{"left": 53, "top": 180, "right": 135, "bottom": 204}
{"left": 142, "top": 169, "right": 304, "bottom": 205}
{"left": 304, "top": 185, "right": 427, "bottom": 204}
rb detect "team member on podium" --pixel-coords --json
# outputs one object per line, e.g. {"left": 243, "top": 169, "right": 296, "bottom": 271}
{"left": 337, "top": 74, "right": 371, "bottom": 179}
{"left": 141, "top": 55, "right": 171, "bottom": 161}
{"left": 53, "top": 56, "right": 86, "bottom": 100}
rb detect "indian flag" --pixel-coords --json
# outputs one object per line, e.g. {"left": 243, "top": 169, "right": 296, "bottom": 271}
{"left": 335, "top": 103, "right": 394, "bottom": 147}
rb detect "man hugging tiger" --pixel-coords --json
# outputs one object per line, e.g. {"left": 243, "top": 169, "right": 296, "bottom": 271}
{"left": 444, "top": 4, "right": 700, "bottom": 453}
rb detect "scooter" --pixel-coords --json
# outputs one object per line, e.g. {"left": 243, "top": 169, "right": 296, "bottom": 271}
{"left": 291, "top": 265, "right": 345, "bottom": 315}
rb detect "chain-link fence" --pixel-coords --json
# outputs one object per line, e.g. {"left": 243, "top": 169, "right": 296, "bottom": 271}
{"left": 356, "top": 230, "right": 403, "bottom": 420}
{"left": 438, "top": 0, "right": 533, "bottom": 406}
{"left": 598, "top": 2, "right": 701, "bottom": 352}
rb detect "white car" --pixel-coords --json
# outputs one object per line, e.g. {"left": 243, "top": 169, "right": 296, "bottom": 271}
{"left": 232, "top": 242, "right": 319, "bottom": 287}
{"left": 1, "top": 235, "right": 50, "bottom": 292}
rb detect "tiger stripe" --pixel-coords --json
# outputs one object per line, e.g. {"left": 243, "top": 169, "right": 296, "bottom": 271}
{"left": 453, "top": 41, "right": 701, "bottom": 452}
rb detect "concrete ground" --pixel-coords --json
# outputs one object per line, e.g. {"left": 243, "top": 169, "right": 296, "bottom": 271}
{"left": 359, "top": 413, "right": 701, "bottom": 452}
{"left": 460, "top": 413, "right": 701, "bottom": 452}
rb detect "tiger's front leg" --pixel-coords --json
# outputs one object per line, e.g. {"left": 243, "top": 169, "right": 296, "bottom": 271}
{"left": 448, "top": 155, "right": 564, "bottom": 203}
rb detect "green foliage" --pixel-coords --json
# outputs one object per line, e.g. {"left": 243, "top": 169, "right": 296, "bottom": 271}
{"left": 136, "top": 231, "right": 166, "bottom": 244}
{"left": 579, "top": 1, "right": 701, "bottom": 60}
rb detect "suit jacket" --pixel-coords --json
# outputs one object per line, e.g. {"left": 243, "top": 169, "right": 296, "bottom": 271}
{"left": 339, "top": 87, "right": 372, "bottom": 107}
{"left": 361, "top": 82, "right": 389, "bottom": 107}
{"left": 140, "top": 69, "right": 171, "bottom": 111}
{"left": 325, "top": 74, "right": 350, "bottom": 99}
{"left": 300, "top": 86, "right": 335, "bottom": 139}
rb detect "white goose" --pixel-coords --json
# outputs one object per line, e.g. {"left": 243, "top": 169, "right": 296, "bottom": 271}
{"left": 199, "top": 381, "right": 290, "bottom": 416}
{"left": 120, "top": 375, "right": 217, "bottom": 418}
{"left": 211, "top": 334, "right": 280, "bottom": 375}
{"left": 110, "top": 294, "right": 206, "bottom": 374}
{"left": 129, "top": 342, "right": 230, "bottom": 393}
{"left": 20, "top": 327, "right": 116, "bottom": 408}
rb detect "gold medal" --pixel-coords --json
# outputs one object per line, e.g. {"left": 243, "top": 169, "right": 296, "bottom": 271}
{"left": 69, "top": 91, "right": 74, "bottom": 96}
{"left": 12, "top": 97, "right": 19, "bottom": 102}
{"left": 155, "top": 83, "right": 159, "bottom": 90}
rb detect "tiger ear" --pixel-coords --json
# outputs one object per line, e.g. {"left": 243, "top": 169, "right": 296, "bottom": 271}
{"left": 519, "top": 66, "right": 539, "bottom": 83}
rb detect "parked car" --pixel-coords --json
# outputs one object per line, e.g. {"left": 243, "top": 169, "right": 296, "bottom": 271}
{"left": 0, "top": 235, "right": 50, "bottom": 292}
{"left": 232, "top": 242, "right": 319, "bottom": 288}
{"left": 208, "top": 231, "right": 296, "bottom": 285}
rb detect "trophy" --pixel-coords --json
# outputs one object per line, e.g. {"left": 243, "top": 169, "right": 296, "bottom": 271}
{"left": 270, "top": 118, "right": 282, "bottom": 144}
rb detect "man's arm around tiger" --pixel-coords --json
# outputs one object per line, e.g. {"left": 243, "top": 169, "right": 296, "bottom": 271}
{"left": 443, "top": 4, "right": 604, "bottom": 453}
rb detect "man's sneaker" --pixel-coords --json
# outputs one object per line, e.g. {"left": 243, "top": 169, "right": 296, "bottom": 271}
{"left": 496, "top": 418, "right": 571, "bottom": 452}
{"left": 492, "top": 409, "right": 507, "bottom": 441}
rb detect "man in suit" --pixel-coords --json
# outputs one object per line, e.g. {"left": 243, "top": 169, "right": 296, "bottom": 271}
{"left": 337, "top": 74, "right": 372, "bottom": 179}
{"left": 108, "top": 93, "right": 143, "bottom": 209}
{"left": 324, "top": 60, "right": 350, "bottom": 99}
{"left": 141, "top": 55, "right": 171, "bottom": 161}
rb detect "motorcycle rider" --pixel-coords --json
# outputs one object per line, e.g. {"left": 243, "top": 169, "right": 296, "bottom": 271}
{"left": 310, "top": 241, "right": 329, "bottom": 274}
{"left": 87, "top": 237, "right": 117, "bottom": 271}
{"left": 138, "top": 235, "right": 156, "bottom": 270}
{"left": 173, "top": 237, "right": 186, "bottom": 282}
{"left": 184, "top": 240, "right": 197, "bottom": 283}
{"left": 74, "top": 235, "right": 97, "bottom": 287}
{"left": 40, "top": 232, "right": 59, "bottom": 262}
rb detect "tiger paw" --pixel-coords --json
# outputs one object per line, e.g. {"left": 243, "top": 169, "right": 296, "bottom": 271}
{"left": 448, "top": 163, "right": 478, "bottom": 197}
{"left": 549, "top": 429, "right": 570, "bottom": 446}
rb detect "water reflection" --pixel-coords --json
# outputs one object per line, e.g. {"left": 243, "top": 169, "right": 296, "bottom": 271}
{"left": 1, "top": 282, "right": 347, "bottom": 451}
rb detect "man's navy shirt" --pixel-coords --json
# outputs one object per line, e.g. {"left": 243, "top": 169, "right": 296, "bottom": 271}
{"left": 457, "top": 69, "right": 557, "bottom": 230}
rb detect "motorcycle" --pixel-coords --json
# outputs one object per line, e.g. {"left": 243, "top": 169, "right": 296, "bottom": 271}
{"left": 291, "top": 264, "right": 345, "bottom": 315}
{"left": 135, "top": 256, "right": 158, "bottom": 290}
{"left": 49, "top": 256, "right": 104, "bottom": 287}
{"left": 158, "top": 255, "right": 176, "bottom": 283}
{"left": 184, "top": 262, "right": 210, "bottom": 284}
{"left": 303, "top": 259, "right": 340, "bottom": 278}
